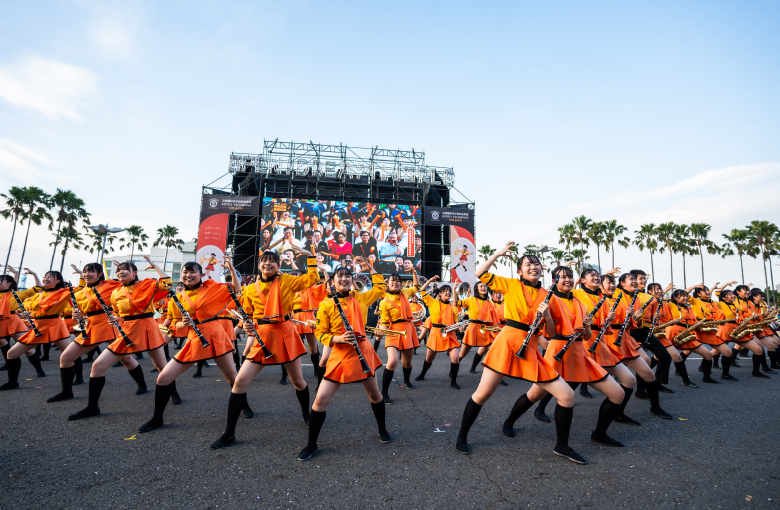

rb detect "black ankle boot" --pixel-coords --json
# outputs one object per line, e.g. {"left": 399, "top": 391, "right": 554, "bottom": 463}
{"left": 298, "top": 410, "right": 326, "bottom": 461}
{"left": 128, "top": 365, "right": 147, "bottom": 394}
{"left": 138, "top": 382, "right": 175, "bottom": 432}
{"left": 47, "top": 365, "right": 77, "bottom": 402}
{"left": 402, "top": 366, "right": 414, "bottom": 389}
{"left": 455, "top": 398, "right": 483, "bottom": 454}
{"left": 0, "top": 343, "right": 11, "bottom": 370}
{"left": 450, "top": 362, "right": 460, "bottom": 389}
{"left": 68, "top": 376, "right": 105, "bottom": 420}
{"left": 415, "top": 360, "right": 431, "bottom": 381}
{"left": 0, "top": 357, "right": 22, "bottom": 390}
{"left": 381, "top": 368, "right": 394, "bottom": 403}
{"left": 210, "top": 392, "right": 246, "bottom": 449}
{"left": 371, "top": 400, "right": 391, "bottom": 443}
{"left": 27, "top": 352, "right": 45, "bottom": 377}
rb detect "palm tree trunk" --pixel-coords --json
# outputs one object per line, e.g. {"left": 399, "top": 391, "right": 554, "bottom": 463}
{"left": 164, "top": 246, "right": 169, "bottom": 268}
{"left": 760, "top": 247, "right": 770, "bottom": 297}
{"left": 611, "top": 241, "right": 615, "bottom": 268}
{"left": 768, "top": 254, "right": 777, "bottom": 306}
{"left": 130, "top": 241, "right": 135, "bottom": 261}
{"left": 650, "top": 250, "right": 655, "bottom": 282}
{"left": 699, "top": 246, "right": 704, "bottom": 283}
{"left": 3, "top": 212, "right": 18, "bottom": 274}
{"left": 49, "top": 217, "right": 63, "bottom": 270}
{"left": 596, "top": 245, "right": 601, "bottom": 271}
{"left": 682, "top": 252, "right": 687, "bottom": 288}
{"left": 668, "top": 245, "right": 674, "bottom": 283}
{"left": 17, "top": 213, "right": 34, "bottom": 271}
{"left": 59, "top": 224, "right": 72, "bottom": 273}
{"left": 739, "top": 253, "right": 745, "bottom": 285}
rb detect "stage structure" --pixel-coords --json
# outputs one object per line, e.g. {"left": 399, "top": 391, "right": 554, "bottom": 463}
{"left": 200, "top": 139, "right": 473, "bottom": 280}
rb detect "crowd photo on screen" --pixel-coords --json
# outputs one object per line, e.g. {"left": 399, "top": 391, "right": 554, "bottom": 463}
{"left": 259, "top": 198, "right": 422, "bottom": 274}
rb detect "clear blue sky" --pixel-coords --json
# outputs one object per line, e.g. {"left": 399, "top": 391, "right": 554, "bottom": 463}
{"left": 1, "top": 0, "right": 779, "bottom": 287}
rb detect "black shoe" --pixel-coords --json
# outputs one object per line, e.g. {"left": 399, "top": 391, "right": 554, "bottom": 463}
{"left": 502, "top": 424, "right": 516, "bottom": 438}
{"left": 553, "top": 445, "right": 587, "bottom": 464}
{"left": 762, "top": 367, "right": 777, "bottom": 374}
{"left": 382, "top": 395, "right": 394, "bottom": 405}
{"left": 279, "top": 379, "right": 289, "bottom": 385}
{"left": 650, "top": 407, "right": 673, "bottom": 420}
{"left": 138, "top": 419, "right": 163, "bottom": 433}
{"left": 378, "top": 431, "right": 392, "bottom": 444}
{"left": 468, "top": 369, "right": 476, "bottom": 374}
{"left": 455, "top": 442, "right": 471, "bottom": 455}
{"left": 192, "top": 373, "right": 203, "bottom": 379}
{"left": 614, "top": 415, "right": 641, "bottom": 426}
{"left": 68, "top": 407, "right": 100, "bottom": 420}
{"left": 0, "top": 381, "right": 20, "bottom": 391}
{"left": 112, "top": 361, "right": 123, "bottom": 368}
{"left": 414, "top": 374, "right": 425, "bottom": 381}
{"left": 634, "top": 391, "right": 649, "bottom": 401}
{"left": 73, "top": 377, "right": 84, "bottom": 386}
{"left": 657, "top": 385, "right": 674, "bottom": 393}
{"left": 47, "top": 391, "right": 74, "bottom": 403}
{"left": 209, "top": 434, "right": 235, "bottom": 450}
{"left": 171, "top": 392, "right": 182, "bottom": 405}
{"left": 242, "top": 405, "right": 254, "bottom": 419}
{"left": 136, "top": 385, "right": 147, "bottom": 395}
{"left": 450, "top": 382, "right": 461, "bottom": 390}
{"left": 579, "top": 388, "right": 594, "bottom": 399}
{"left": 0, "top": 364, "right": 7, "bottom": 371}
{"left": 297, "top": 446, "right": 319, "bottom": 461}
{"left": 701, "top": 378, "right": 720, "bottom": 384}
{"left": 590, "top": 432, "right": 624, "bottom": 447}
{"left": 40, "top": 356, "right": 50, "bottom": 362}
{"left": 404, "top": 381, "right": 414, "bottom": 389}
{"left": 150, "top": 368, "right": 159, "bottom": 373}
{"left": 36, "top": 370, "right": 46, "bottom": 377}
{"left": 752, "top": 372, "right": 771, "bottom": 379}
{"left": 499, "top": 380, "right": 508, "bottom": 386}
{"left": 534, "top": 411, "right": 551, "bottom": 423}
{"left": 682, "top": 381, "right": 700, "bottom": 388}
{"left": 730, "top": 360, "right": 741, "bottom": 368}
{"left": 721, "top": 374, "right": 739, "bottom": 381}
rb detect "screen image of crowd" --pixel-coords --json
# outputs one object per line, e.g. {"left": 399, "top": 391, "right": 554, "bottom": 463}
{"left": 259, "top": 198, "right": 422, "bottom": 275}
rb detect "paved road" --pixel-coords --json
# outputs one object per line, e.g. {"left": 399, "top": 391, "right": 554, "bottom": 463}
{"left": 1, "top": 344, "right": 778, "bottom": 509}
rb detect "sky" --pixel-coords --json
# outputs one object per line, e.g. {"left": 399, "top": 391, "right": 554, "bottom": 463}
{"left": 1, "top": 0, "right": 779, "bottom": 288}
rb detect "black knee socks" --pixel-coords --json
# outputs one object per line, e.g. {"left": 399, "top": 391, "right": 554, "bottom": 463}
{"left": 554, "top": 404, "right": 574, "bottom": 449}
{"left": 618, "top": 384, "right": 633, "bottom": 417}
{"left": 310, "top": 352, "right": 320, "bottom": 378}
{"left": 712, "top": 353, "right": 721, "bottom": 367}
{"left": 1, "top": 343, "right": 10, "bottom": 365}
{"left": 317, "top": 367, "right": 324, "bottom": 387}
{"left": 194, "top": 360, "right": 205, "bottom": 376}
{"left": 307, "top": 410, "right": 327, "bottom": 449}
{"left": 402, "top": 366, "right": 412, "bottom": 386}
{"left": 674, "top": 361, "right": 691, "bottom": 383}
{"left": 504, "top": 393, "right": 534, "bottom": 428}
{"left": 456, "top": 398, "right": 483, "bottom": 445}
{"left": 373, "top": 339, "right": 381, "bottom": 352}
{"left": 381, "top": 368, "right": 394, "bottom": 397}
{"left": 232, "top": 342, "right": 241, "bottom": 369}
{"left": 535, "top": 392, "right": 554, "bottom": 415}
{"left": 87, "top": 376, "right": 106, "bottom": 410}
{"left": 58, "top": 365, "right": 77, "bottom": 396}
{"left": 149, "top": 382, "right": 174, "bottom": 424}
{"left": 680, "top": 352, "right": 689, "bottom": 362}
{"left": 371, "top": 400, "right": 388, "bottom": 434}
{"left": 649, "top": 357, "right": 657, "bottom": 369}
{"left": 450, "top": 362, "right": 459, "bottom": 385}
{"left": 721, "top": 355, "right": 732, "bottom": 376}
{"left": 280, "top": 364, "right": 289, "bottom": 382}
{"left": 27, "top": 352, "right": 44, "bottom": 374}
{"left": 593, "top": 398, "right": 620, "bottom": 437}
{"left": 163, "top": 344, "right": 170, "bottom": 362}
{"left": 222, "top": 392, "right": 247, "bottom": 438}
{"left": 760, "top": 350, "right": 771, "bottom": 370}
{"left": 752, "top": 352, "right": 764, "bottom": 375}
{"left": 768, "top": 350, "right": 779, "bottom": 367}
{"left": 5, "top": 357, "right": 21, "bottom": 385}
{"left": 42, "top": 342, "right": 51, "bottom": 360}
{"left": 74, "top": 357, "right": 83, "bottom": 382}
{"left": 417, "top": 360, "right": 432, "bottom": 379}
{"left": 296, "top": 386, "right": 310, "bottom": 422}
{"left": 470, "top": 353, "right": 483, "bottom": 372}
{"left": 128, "top": 365, "right": 146, "bottom": 388}
{"left": 647, "top": 380, "right": 661, "bottom": 410}
{"left": 701, "top": 359, "right": 714, "bottom": 381}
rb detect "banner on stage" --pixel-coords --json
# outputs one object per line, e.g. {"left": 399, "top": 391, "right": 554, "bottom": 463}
{"left": 197, "top": 195, "right": 260, "bottom": 281}
{"left": 423, "top": 207, "right": 475, "bottom": 285}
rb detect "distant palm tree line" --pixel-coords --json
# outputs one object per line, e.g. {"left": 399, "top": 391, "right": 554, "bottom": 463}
{"left": 478, "top": 216, "right": 780, "bottom": 304}
{"left": 1, "top": 186, "right": 185, "bottom": 276}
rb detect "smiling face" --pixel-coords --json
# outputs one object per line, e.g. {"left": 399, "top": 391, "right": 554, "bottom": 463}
{"left": 387, "top": 275, "right": 402, "bottom": 292}
{"left": 181, "top": 266, "right": 202, "bottom": 287}
{"left": 334, "top": 271, "right": 353, "bottom": 293}
{"left": 439, "top": 287, "right": 452, "bottom": 302}
{"left": 621, "top": 275, "right": 637, "bottom": 293}
{"left": 258, "top": 253, "right": 280, "bottom": 278}
{"left": 721, "top": 290, "right": 735, "bottom": 303}
{"left": 580, "top": 270, "right": 600, "bottom": 290}
{"left": 555, "top": 271, "right": 574, "bottom": 293}
{"left": 635, "top": 273, "right": 647, "bottom": 290}
{"left": 600, "top": 278, "right": 616, "bottom": 296}
{"left": 42, "top": 272, "right": 62, "bottom": 289}
{"left": 674, "top": 292, "right": 688, "bottom": 306}
{"left": 82, "top": 266, "right": 102, "bottom": 285}
{"left": 517, "top": 257, "right": 542, "bottom": 282}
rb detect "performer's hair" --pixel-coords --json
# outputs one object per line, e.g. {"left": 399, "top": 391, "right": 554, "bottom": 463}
{"left": 734, "top": 284, "right": 750, "bottom": 295}
{"left": 691, "top": 286, "right": 710, "bottom": 299}
{"left": 750, "top": 288, "right": 765, "bottom": 299}
{"left": 82, "top": 263, "right": 105, "bottom": 284}
{"left": 44, "top": 271, "right": 66, "bottom": 290}
{"left": 0, "top": 274, "right": 17, "bottom": 291}
{"left": 438, "top": 284, "right": 452, "bottom": 294}
{"left": 259, "top": 251, "right": 280, "bottom": 265}
{"left": 551, "top": 266, "right": 573, "bottom": 278}
{"left": 600, "top": 274, "right": 616, "bottom": 285}
{"left": 388, "top": 273, "right": 402, "bottom": 284}
{"left": 334, "top": 267, "right": 353, "bottom": 278}
{"left": 671, "top": 289, "right": 688, "bottom": 301}
{"left": 629, "top": 269, "right": 646, "bottom": 277}
{"left": 116, "top": 262, "right": 140, "bottom": 283}
{"left": 719, "top": 289, "right": 735, "bottom": 301}
{"left": 183, "top": 262, "right": 203, "bottom": 273}
{"left": 616, "top": 273, "right": 635, "bottom": 292}
{"left": 516, "top": 254, "right": 541, "bottom": 271}
{"left": 647, "top": 283, "right": 662, "bottom": 294}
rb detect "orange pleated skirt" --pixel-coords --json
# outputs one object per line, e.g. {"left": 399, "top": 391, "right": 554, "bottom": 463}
{"left": 218, "top": 317, "right": 236, "bottom": 341}
{"left": 174, "top": 321, "right": 235, "bottom": 363}
{"left": 585, "top": 332, "right": 623, "bottom": 367}
{"left": 73, "top": 312, "right": 120, "bottom": 346}
{"left": 323, "top": 338, "right": 383, "bottom": 384}
{"left": 462, "top": 322, "right": 493, "bottom": 347}
{"left": 423, "top": 317, "right": 432, "bottom": 329}
{"left": 64, "top": 317, "right": 76, "bottom": 334}
{"left": 605, "top": 329, "right": 641, "bottom": 359}
{"left": 754, "top": 326, "right": 775, "bottom": 338}
{"left": 426, "top": 326, "right": 460, "bottom": 352}
{"left": 293, "top": 310, "right": 316, "bottom": 335}
{"left": 107, "top": 316, "right": 166, "bottom": 354}
{"left": 247, "top": 320, "right": 307, "bottom": 365}
{"left": 18, "top": 317, "right": 69, "bottom": 345}
{"left": 0, "top": 313, "right": 28, "bottom": 337}
{"left": 716, "top": 323, "right": 736, "bottom": 344}
{"left": 383, "top": 322, "right": 419, "bottom": 351}
{"left": 666, "top": 325, "right": 701, "bottom": 350}
{"left": 544, "top": 339, "right": 608, "bottom": 383}
{"left": 695, "top": 330, "right": 725, "bottom": 346}
{"left": 482, "top": 326, "right": 559, "bottom": 383}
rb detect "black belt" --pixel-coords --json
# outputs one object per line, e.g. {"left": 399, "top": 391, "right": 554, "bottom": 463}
{"left": 432, "top": 323, "right": 447, "bottom": 329}
{"left": 470, "top": 319, "right": 491, "bottom": 325}
{"left": 124, "top": 312, "right": 154, "bottom": 321}
{"left": 86, "top": 309, "right": 106, "bottom": 317}
{"left": 590, "top": 325, "right": 600, "bottom": 331}
{"left": 550, "top": 334, "right": 569, "bottom": 341}
{"left": 194, "top": 317, "right": 220, "bottom": 325}
{"left": 293, "top": 309, "right": 303, "bottom": 314}
{"left": 217, "top": 316, "right": 232, "bottom": 320}
{"left": 392, "top": 318, "right": 410, "bottom": 324}
{"left": 36, "top": 314, "right": 60, "bottom": 320}
{"left": 505, "top": 320, "right": 530, "bottom": 331}
{"left": 255, "top": 314, "right": 292, "bottom": 325}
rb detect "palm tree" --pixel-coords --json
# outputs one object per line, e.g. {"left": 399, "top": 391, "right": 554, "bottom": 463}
{"left": 49, "top": 226, "right": 86, "bottom": 263}
{"left": 655, "top": 222, "right": 677, "bottom": 283}
{"left": 689, "top": 223, "right": 720, "bottom": 283}
{"left": 634, "top": 224, "right": 659, "bottom": 281}
{"left": 602, "top": 220, "right": 629, "bottom": 269}
{"left": 86, "top": 229, "right": 119, "bottom": 262}
{"left": 566, "top": 216, "right": 592, "bottom": 271}
{"left": 765, "top": 236, "right": 779, "bottom": 306}
{"left": 0, "top": 186, "right": 26, "bottom": 274}
{"left": 47, "top": 189, "right": 89, "bottom": 270}
{"left": 154, "top": 225, "right": 185, "bottom": 267}
{"left": 16, "top": 187, "right": 52, "bottom": 271}
{"left": 120, "top": 225, "right": 149, "bottom": 261}
{"left": 586, "top": 222, "right": 606, "bottom": 271}
{"left": 550, "top": 250, "right": 567, "bottom": 267}
{"left": 569, "top": 249, "right": 590, "bottom": 273}
{"left": 675, "top": 224, "right": 696, "bottom": 287}
{"left": 746, "top": 220, "right": 779, "bottom": 298}
{"left": 721, "top": 229, "right": 756, "bottom": 284}
{"left": 558, "top": 224, "right": 576, "bottom": 254}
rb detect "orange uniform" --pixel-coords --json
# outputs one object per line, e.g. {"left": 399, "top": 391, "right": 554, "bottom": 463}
{"left": 457, "top": 296, "right": 499, "bottom": 347}
{"left": 18, "top": 288, "right": 71, "bottom": 345}
{"left": 378, "top": 283, "right": 420, "bottom": 351}
{"left": 604, "top": 292, "right": 641, "bottom": 360}
{"left": 293, "top": 284, "right": 328, "bottom": 335}
{"left": 477, "top": 273, "right": 558, "bottom": 383}
{"left": 420, "top": 291, "right": 460, "bottom": 352}
{"left": 690, "top": 297, "right": 726, "bottom": 346}
{"left": 0, "top": 288, "right": 37, "bottom": 338}
{"left": 108, "top": 277, "right": 172, "bottom": 354}
{"left": 573, "top": 288, "right": 622, "bottom": 367}
{"left": 169, "top": 280, "right": 236, "bottom": 363}
{"left": 72, "top": 279, "right": 124, "bottom": 346}
{"left": 665, "top": 303, "right": 701, "bottom": 350}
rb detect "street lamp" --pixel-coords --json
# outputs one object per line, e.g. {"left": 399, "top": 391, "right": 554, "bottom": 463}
{"left": 89, "top": 224, "right": 125, "bottom": 264}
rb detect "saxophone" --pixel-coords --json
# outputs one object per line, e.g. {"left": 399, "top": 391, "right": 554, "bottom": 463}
{"left": 672, "top": 306, "right": 707, "bottom": 346}
{"left": 652, "top": 319, "right": 680, "bottom": 336}
{"left": 700, "top": 319, "right": 730, "bottom": 332}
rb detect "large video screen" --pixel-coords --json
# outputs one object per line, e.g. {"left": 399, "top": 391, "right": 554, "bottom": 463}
{"left": 260, "top": 198, "right": 422, "bottom": 275}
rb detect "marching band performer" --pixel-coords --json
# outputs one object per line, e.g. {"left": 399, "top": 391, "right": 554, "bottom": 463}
{"left": 414, "top": 276, "right": 462, "bottom": 389}
{"left": 137, "top": 257, "right": 249, "bottom": 433}
{"left": 666, "top": 289, "right": 718, "bottom": 385}
{"left": 292, "top": 274, "right": 329, "bottom": 379}
{"left": 1, "top": 269, "right": 71, "bottom": 391}
{"left": 455, "top": 243, "right": 585, "bottom": 464}
{"left": 0, "top": 267, "right": 44, "bottom": 375}
{"left": 749, "top": 288, "right": 779, "bottom": 372}
{"left": 68, "top": 256, "right": 172, "bottom": 420}
{"left": 719, "top": 286, "right": 772, "bottom": 378}
{"left": 688, "top": 285, "right": 738, "bottom": 379}
{"left": 457, "top": 281, "right": 500, "bottom": 375}
{"left": 209, "top": 247, "right": 323, "bottom": 450}
{"left": 376, "top": 268, "right": 421, "bottom": 402}
{"left": 298, "top": 266, "right": 388, "bottom": 461}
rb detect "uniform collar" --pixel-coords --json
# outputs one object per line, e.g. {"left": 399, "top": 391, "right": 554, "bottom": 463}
{"left": 520, "top": 277, "right": 541, "bottom": 289}
{"left": 581, "top": 286, "right": 600, "bottom": 296}
{"left": 553, "top": 288, "right": 573, "bottom": 299}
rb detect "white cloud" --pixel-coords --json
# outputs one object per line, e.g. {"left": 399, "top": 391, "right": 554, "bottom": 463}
{"left": 0, "top": 56, "right": 100, "bottom": 121}
{"left": 0, "top": 138, "right": 70, "bottom": 189}
{"left": 76, "top": 0, "right": 141, "bottom": 57}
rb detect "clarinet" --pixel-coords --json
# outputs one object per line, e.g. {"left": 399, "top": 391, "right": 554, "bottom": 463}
{"left": 92, "top": 288, "right": 133, "bottom": 347}
{"left": 614, "top": 288, "right": 639, "bottom": 347}
{"left": 554, "top": 296, "right": 606, "bottom": 362}
{"left": 226, "top": 285, "right": 272, "bottom": 359}
{"left": 514, "top": 275, "right": 560, "bottom": 358}
{"left": 67, "top": 284, "right": 89, "bottom": 340}
{"left": 168, "top": 290, "right": 210, "bottom": 348}
{"left": 588, "top": 292, "right": 624, "bottom": 354}
{"left": 328, "top": 281, "right": 372, "bottom": 374}
{"left": 10, "top": 290, "right": 42, "bottom": 337}
{"left": 644, "top": 298, "right": 663, "bottom": 344}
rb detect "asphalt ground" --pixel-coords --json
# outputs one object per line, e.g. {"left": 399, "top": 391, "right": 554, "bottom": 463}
{"left": 1, "top": 340, "right": 778, "bottom": 510}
